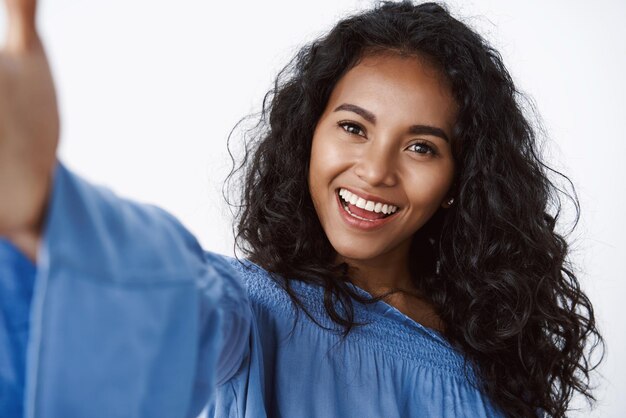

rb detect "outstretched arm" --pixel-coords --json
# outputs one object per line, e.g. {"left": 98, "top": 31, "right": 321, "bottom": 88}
{"left": 0, "top": 0, "right": 59, "bottom": 262}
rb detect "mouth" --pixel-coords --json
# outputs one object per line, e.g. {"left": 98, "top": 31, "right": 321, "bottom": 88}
{"left": 335, "top": 188, "right": 400, "bottom": 228}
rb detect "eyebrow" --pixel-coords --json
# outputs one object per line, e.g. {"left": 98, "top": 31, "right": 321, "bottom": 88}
{"left": 333, "top": 103, "right": 450, "bottom": 142}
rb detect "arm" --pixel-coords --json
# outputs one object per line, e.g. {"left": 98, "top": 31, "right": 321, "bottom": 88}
{"left": 0, "top": 2, "right": 252, "bottom": 415}
{"left": 24, "top": 161, "right": 252, "bottom": 417}
{"left": 0, "top": 0, "right": 59, "bottom": 262}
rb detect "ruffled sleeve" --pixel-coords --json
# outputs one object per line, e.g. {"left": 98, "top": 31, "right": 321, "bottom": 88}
{"left": 24, "top": 160, "right": 251, "bottom": 418}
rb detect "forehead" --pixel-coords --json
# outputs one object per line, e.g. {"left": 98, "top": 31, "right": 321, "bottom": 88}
{"left": 325, "top": 53, "right": 458, "bottom": 135}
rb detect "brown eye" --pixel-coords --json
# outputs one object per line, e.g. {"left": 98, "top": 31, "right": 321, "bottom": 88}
{"left": 338, "top": 121, "right": 366, "bottom": 137}
{"left": 407, "top": 142, "right": 437, "bottom": 156}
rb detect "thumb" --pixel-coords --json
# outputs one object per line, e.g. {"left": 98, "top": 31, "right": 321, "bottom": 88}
{"left": 4, "top": 0, "right": 39, "bottom": 52}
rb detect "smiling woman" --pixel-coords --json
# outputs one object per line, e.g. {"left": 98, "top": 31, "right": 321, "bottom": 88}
{"left": 228, "top": 2, "right": 605, "bottom": 417}
{"left": 0, "top": 1, "right": 606, "bottom": 418}
{"left": 307, "top": 53, "right": 458, "bottom": 333}
{"left": 309, "top": 53, "right": 456, "bottom": 279}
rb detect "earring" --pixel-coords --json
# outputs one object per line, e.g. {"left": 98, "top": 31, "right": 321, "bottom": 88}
{"left": 447, "top": 197, "right": 454, "bottom": 206}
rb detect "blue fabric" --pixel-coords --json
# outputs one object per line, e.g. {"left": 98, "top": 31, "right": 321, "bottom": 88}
{"left": 212, "top": 260, "right": 503, "bottom": 418}
{"left": 0, "top": 239, "right": 37, "bottom": 417}
{"left": 0, "top": 161, "right": 504, "bottom": 417}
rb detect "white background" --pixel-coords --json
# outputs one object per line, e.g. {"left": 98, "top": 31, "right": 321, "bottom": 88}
{"left": 1, "top": 0, "right": 624, "bottom": 416}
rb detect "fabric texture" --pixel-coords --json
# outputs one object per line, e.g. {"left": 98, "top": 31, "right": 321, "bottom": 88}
{"left": 0, "top": 239, "right": 37, "bottom": 417}
{"left": 0, "top": 161, "right": 504, "bottom": 418}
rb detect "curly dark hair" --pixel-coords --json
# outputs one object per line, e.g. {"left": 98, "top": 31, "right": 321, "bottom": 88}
{"left": 224, "top": 1, "right": 605, "bottom": 417}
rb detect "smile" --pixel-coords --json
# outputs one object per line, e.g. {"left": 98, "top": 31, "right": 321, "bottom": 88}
{"left": 335, "top": 188, "right": 400, "bottom": 230}
{"left": 339, "top": 188, "right": 398, "bottom": 215}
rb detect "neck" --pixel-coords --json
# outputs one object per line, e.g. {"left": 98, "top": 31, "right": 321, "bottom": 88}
{"left": 336, "top": 243, "right": 445, "bottom": 333}
{"left": 337, "top": 243, "right": 415, "bottom": 296}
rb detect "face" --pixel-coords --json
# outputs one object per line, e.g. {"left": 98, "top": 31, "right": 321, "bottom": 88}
{"left": 308, "top": 53, "right": 457, "bottom": 267}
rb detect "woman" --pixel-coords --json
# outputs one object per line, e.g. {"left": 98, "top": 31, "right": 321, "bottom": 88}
{"left": 0, "top": 1, "right": 603, "bottom": 417}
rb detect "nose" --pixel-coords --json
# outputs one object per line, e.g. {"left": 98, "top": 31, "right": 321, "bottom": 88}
{"left": 353, "top": 141, "right": 398, "bottom": 187}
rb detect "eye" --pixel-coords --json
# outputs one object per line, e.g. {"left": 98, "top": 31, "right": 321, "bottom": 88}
{"left": 338, "top": 121, "right": 366, "bottom": 137}
{"left": 407, "top": 141, "right": 438, "bottom": 156}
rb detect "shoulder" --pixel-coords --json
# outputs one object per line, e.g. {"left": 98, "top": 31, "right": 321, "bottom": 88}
{"left": 215, "top": 255, "right": 295, "bottom": 312}
{"left": 211, "top": 254, "right": 324, "bottom": 325}
{"left": 216, "top": 256, "right": 344, "bottom": 334}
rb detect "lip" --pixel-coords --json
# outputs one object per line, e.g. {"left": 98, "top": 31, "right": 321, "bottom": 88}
{"left": 335, "top": 190, "right": 399, "bottom": 231}
{"left": 337, "top": 187, "right": 399, "bottom": 208}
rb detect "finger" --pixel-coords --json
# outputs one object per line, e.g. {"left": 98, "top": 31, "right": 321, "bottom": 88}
{"left": 4, "top": 0, "right": 38, "bottom": 52}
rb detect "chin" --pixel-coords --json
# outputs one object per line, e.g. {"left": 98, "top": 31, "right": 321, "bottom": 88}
{"left": 330, "top": 240, "right": 387, "bottom": 263}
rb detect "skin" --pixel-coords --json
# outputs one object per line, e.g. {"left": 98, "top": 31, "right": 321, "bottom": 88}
{"left": 0, "top": 0, "right": 59, "bottom": 263}
{"left": 308, "top": 53, "right": 458, "bottom": 331}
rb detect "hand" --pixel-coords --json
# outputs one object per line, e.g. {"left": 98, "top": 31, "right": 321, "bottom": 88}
{"left": 0, "top": 0, "right": 59, "bottom": 260}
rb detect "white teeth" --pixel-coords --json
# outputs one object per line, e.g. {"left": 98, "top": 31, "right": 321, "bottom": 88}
{"left": 338, "top": 188, "right": 398, "bottom": 215}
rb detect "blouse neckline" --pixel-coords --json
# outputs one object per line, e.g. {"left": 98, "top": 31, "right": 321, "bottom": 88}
{"left": 344, "top": 281, "right": 450, "bottom": 346}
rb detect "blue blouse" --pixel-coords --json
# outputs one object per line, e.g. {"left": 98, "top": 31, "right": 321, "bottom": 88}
{"left": 0, "top": 161, "right": 504, "bottom": 418}
{"left": 0, "top": 239, "right": 37, "bottom": 416}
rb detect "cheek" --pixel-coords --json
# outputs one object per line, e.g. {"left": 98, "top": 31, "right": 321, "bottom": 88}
{"left": 309, "top": 134, "right": 353, "bottom": 188}
{"left": 403, "top": 163, "right": 454, "bottom": 208}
